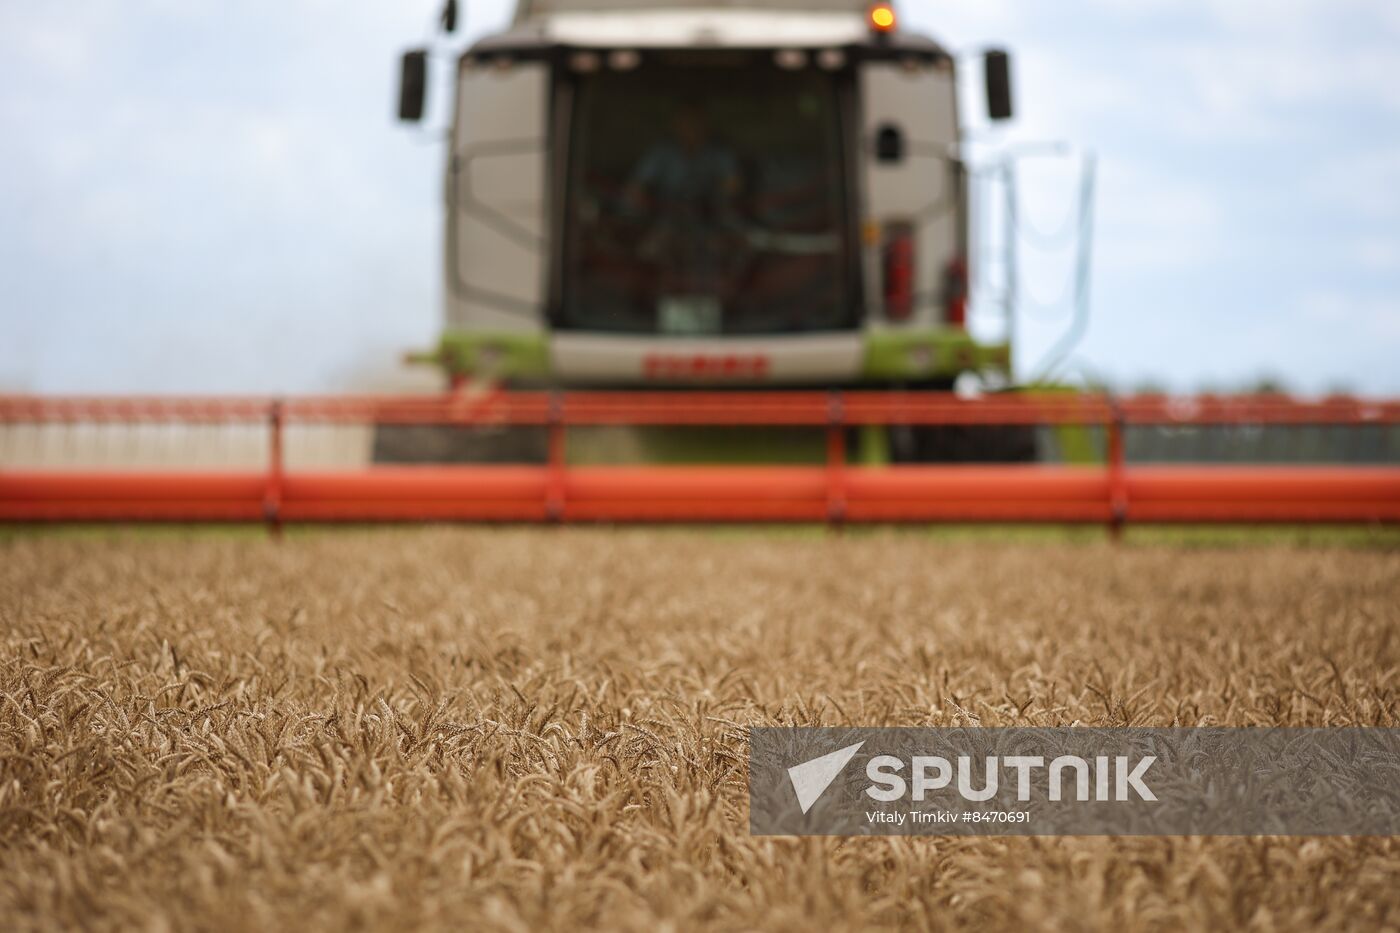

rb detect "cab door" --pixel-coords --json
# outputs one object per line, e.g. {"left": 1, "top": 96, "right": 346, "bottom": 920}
{"left": 860, "top": 61, "right": 963, "bottom": 330}
{"left": 445, "top": 61, "right": 550, "bottom": 334}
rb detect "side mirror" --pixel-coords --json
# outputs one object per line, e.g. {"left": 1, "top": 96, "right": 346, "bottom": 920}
{"left": 984, "top": 49, "right": 1013, "bottom": 121}
{"left": 398, "top": 50, "right": 428, "bottom": 122}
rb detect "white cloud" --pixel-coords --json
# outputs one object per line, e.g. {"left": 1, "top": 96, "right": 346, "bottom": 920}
{"left": 1311, "top": 146, "right": 1400, "bottom": 220}
{"left": 1299, "top": 291, "right": 1400, "bottom": 342}
{"left": 1354, "top": 236, "right": 1400, "bottom": 272}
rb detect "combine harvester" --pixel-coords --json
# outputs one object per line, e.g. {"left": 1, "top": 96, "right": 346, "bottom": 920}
{"left": 382, "top": 0, "right": 1035, "bottom": 465}
{"left": 2, "top": 0, "right": 1397, "bottom": 530}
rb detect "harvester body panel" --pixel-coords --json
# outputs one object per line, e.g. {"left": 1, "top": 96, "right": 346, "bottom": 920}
{"left": 432, "top": 1, "right": 1007, "bottom": 388}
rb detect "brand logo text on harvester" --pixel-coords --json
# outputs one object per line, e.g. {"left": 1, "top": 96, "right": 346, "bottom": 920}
{"left": 788, "top": 742, "right": 1157, "bottom": 814}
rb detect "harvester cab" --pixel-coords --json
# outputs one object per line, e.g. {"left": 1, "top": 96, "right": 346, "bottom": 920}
{"left": 390, "top": 0, "right": 1056, "bottom": 462}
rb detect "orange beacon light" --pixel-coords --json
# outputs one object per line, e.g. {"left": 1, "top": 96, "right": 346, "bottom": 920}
{"left": 869, "top": 3, "right": 897, "bottom": 32}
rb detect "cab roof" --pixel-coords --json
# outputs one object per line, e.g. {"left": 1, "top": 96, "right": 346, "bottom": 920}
{"left": 515, "top": 0, "right": 882, "bottom": 19}
{"left": 471, "top": 6, "right": 948, "bottom": 59}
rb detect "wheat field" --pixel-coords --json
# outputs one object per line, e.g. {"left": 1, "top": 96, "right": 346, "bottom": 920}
{"left": 1, "top": 528, "right": 1398, "bottom": 931}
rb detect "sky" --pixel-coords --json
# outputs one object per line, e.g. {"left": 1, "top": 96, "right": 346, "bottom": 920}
{"left": 1, "top": 0, "right": 1398, "bottom": 394}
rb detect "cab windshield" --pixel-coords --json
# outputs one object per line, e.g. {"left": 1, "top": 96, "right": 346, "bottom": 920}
{"left": 558, "top": 55, "right": 856, "bottom": 335}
